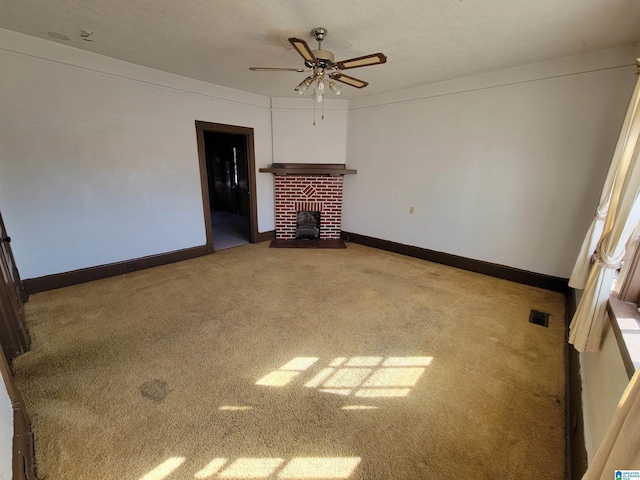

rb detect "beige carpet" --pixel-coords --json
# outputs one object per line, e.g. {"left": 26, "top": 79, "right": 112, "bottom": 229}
{"left": 14, "top": 242, "right": 566, "bottom": 480}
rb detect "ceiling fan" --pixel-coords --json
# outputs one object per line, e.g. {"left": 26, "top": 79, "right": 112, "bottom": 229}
{"left": 250, "top": 27, "right": 387, "bottom": 101}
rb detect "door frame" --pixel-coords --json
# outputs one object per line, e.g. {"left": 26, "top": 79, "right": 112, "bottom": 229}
{"left": 0, "top": 210, "right": 35, "bottom": 479}
{"left": 195, "top": 121, "right": 258, "bottom": 252}
{"left": 0, "top": 212, "right": 30, "bottom": 360}
{"left": 0, "top": 351, "right": 35, "bottom": 479}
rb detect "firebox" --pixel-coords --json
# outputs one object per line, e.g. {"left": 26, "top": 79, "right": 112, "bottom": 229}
{"left": 296, "top": 211, "right": 320, "bottom": 240}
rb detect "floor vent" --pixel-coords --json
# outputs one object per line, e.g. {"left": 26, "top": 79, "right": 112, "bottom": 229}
{"left": 529, "top": 309, "right": 550, "bottom": 327}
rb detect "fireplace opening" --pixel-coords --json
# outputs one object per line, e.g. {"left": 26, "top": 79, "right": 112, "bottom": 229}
{"left": 296, "top": 211, "right": 320, "bottom": 240}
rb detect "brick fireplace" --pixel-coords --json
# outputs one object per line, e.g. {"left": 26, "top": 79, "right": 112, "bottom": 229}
{"left": 260, "top": 163, "right": 357, "bottom": 242}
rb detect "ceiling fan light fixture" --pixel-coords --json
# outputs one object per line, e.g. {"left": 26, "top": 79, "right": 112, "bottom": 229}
{"left": 329, "top": 81, "right": 341, "bottom": 95}
{"left": 295, "top": 76, "right": 314, "bottom": 95}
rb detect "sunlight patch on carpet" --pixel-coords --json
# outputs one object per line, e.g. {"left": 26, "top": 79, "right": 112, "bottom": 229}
{"left": 218, "top": 458, "right": 285, "bottom": 478}
{"left": 362, "top": 367, "right": 426, "bottom": 387}
{"left": 278, "top": 457, "right": 361, "bottom": 478}
{"left": 341, "top": 405, "right": 380, "bottom": 410}
{"left": 255, "top": 371, "right": 301, "bottom": 387}
{"left": 344, "top": 356, "right": 383, "bottom": 367}
{"left": 304, "top": 368, "right": 336, "bottom": 388}
{"left": 279, "top": 357, "right": 320, "bottom": 371}
{"left": 329, "top": 357, "right": 348, "bottom": 367}
{"left": 194, "top": 458, "right": 228, "bottom": 478}
{"left": 323, "top": 368, "right": 372, "bottom": 388}
{"left": 192, "top": 457, "right": 361, "bottom": 479}
{"left": 257, "top": 356, "right": 433, "bottom": 398}
{"left": 355, "top": 388, "right": 411, "bottom": 398}
{"left": 383, "top": 356, "right": 433, "bottom": 367}
{"left": 256, "top": 357, "right": 321, "bottom": 386}
{"left": 138, "top": 457, "right": 186, "bottom": 480}
{"left": 319, "top": 388, "right": 352, "bottom": 396}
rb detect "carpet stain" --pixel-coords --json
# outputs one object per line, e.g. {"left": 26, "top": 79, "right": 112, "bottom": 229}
{"left": 140, "top": 379, "right": 168, "bottom": 403}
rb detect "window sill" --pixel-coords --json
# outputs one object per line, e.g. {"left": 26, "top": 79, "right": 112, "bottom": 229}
{"left": 607, "top": 296, "right": 640, "bottom": 379}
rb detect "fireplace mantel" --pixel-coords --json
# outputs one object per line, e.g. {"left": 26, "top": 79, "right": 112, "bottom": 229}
{"left": 259, "top": 163, "right": 357, "bottom": 176}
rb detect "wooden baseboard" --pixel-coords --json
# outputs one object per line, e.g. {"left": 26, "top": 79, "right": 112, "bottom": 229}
{"left": 13, "top": 409, "right": 35, "bottom": 479}
{"left": 23, "top": 230, "right": 276, "bottom": 295}
{"left": 341, "top": 231, "right": 569, "bottom": 292}
{"left": 24, "top": 229, "right": 568, "bottom": 295}
{"left": 23, "top": 245, "right": 210, "bottom": 294}
{"left": 254, "top": 230, "right": 275, "bottom": 243}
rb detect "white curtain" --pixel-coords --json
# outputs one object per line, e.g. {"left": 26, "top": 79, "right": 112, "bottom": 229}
{"left": 569, "top": 91, "right": 640, "bottom": 352}
{"left": 569, "top": 75, "right": 640, "bottom": 289}
{"left": 582, "top": 369, "right": 640, "bottom": 478}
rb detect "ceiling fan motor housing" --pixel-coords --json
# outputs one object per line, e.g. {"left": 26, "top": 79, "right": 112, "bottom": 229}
{"left": 308, "top": 49, "right": 335, "bottom": 69}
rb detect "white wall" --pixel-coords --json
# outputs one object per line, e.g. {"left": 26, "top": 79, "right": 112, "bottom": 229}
{"left": 271, "top": 97, "right": 349, "bottom": 164}
{"left": 0, "top": 376, "right": 11, "bottom": 480}
{"left": 344, "top": 46, "right": 640, "bottom": 278}
{"left": 580, "top": 314, "right": 630, "bottom": 462}
{"left": 0, "top": 29, "right": 274, "bottom": 279}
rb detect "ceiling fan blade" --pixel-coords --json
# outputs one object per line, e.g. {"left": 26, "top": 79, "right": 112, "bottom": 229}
{"left": 288, "top": 37, "right": 317, "bottom": 64}
{"left": 334, "top": 53, "right": 387, "bottom": 70}
{"left": 330, "top": 72, "right": 369, "bottom": 89}
{"left": 249, "top": 67, "right": 306, "bottom": 72}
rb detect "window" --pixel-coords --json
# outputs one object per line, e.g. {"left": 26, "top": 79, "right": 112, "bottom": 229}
{"left": 608, "top": 234, "right": 640, "bottom": 378}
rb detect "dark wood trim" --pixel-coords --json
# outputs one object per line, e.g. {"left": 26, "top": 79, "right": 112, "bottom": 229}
{"left": 341, "top": 231, "right": 569, "bottom": 292}
{"left": 13, "top": 409, "right": 35, "bottom": 480}
{"left": 565, "top": 289, "right": 588, "bottom": 480}
{"left": 194, "top": 120, "right": 259, "bottom": 246}
{"left": 259, "top": 163, "right": 357, "bottom": 176}
{"left": 0, "top": 286, "right": 25, "bottom": 361}
{"left": 0, "top": 213, "right": 28, "bottom": 304}
{"left": 194, "top": 122, "right": 215, "bottom": 254}
{"left": 245, "top": 132, "right": 259, "bottom": 244}
{"left": 1, "top": 349, "right": 36, "bottom": 480}
{"left": 0, "top": 211, "right": 30, "bottom": 360}
{"left": 254, "top": 230, "right": 275, "bottom": 243}
{"left": 23, "top": 244, "right": 209, "bottom": 294}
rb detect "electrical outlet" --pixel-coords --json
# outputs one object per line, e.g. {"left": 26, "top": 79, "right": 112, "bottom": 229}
{"left": 409, "top": 206, "right": 414, "bottom": 214}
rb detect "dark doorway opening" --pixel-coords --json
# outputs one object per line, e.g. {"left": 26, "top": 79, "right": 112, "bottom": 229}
{"left": 204, "top": 131, "right": 250, "bottom": 250}
{"left": 195, "top": 121, "right": 258, "bottom": 252}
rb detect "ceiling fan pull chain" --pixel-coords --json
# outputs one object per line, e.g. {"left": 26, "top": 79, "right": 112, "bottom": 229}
{"left": 313, "top": 97, "right": 316, "bottom": 126}
{"left": 322, "top": 99, "right": 325, "bottom": 120}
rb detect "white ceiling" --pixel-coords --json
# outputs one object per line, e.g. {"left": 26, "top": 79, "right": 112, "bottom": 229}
{"left": 1, "top": 0, "right": 639, "bottom": 99}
